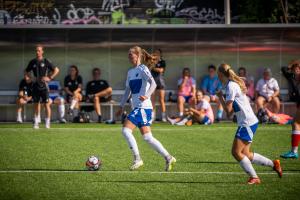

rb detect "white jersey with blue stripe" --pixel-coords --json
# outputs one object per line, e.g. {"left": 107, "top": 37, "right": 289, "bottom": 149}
{"left": 225, "top": 81, "right": 258, "bottom": 126}
{"left": 126, "top": 64, "right": 153, "bottom": 109}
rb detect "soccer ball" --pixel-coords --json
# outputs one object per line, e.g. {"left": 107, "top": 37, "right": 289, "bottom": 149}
{"left": 86, "top": 156, "right": 101, "bottom": 171}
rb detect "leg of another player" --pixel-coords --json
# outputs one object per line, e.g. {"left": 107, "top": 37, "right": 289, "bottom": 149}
{"left": 140, "top": 126, "right": 176, "bottom": 171}
{"left": 231, "top": 139, "right": 260, "bottom": 184}
{"left": 54, "top": 97, "right": 66, "bottom": 123}
{"left": 151, "top": 92, "right": 156, "bottom": 120}
{"left": 93, "top": 96, "right": 102, "bottom": 123}
{"left": 45, "top": 100, "right": 52, "bottom": 129}
{"left": 215, "top": 97, "right": 224, "bottom": 121}
{"left": 159, "top": 89, "right": 167, "bottom": 122}
{"left": 16, "top": 98, "right": 25, "bottom": 123}
{"left": 122, "top": 119, "right": 142, "bottom": 170}
{"left": 271, "top": 97, "right": 281, "bottom": 113}
{"left": 281, "top": 107, "right": 300, "bottom": 159}
{"left": 33, "top": 103, "right": 40, "bottom": 129}
{"left": 177, "top": 96, "right": 185, "bottom": 117}
{"left": 256, "top": 96, "right": 265, "bottom": 111}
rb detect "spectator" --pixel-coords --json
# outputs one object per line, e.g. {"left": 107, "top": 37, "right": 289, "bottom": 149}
{"left": 201, "top": 65, "right": 223, "bottom": 121}
{"left": 177, "top": 67, "right": 196, "bottom": 117}
{"left": 151, "top": 49, "right": 167, "bottom": 122}
{"left": 255, "top": 68, "right": 280, "bottom": 114}
{"left": 25, "top": 45, "right": 59, "bottom": 129}
{"left": 64, "top": 65, "right": 83, "bottom": 117}
{"left": 168, "top": 90, "right": 214, "bottom": 126}
{"left": 86, "top": 68, "right": 112, "bottom": 123}
{"left": 16, "top": 74, "right": 34, "bottom": 123}
{"left": 281, "top": 60, "right": 300, "bottom": 102}
{"left": 238, "top": 67, "right": 255, "bottom": 101}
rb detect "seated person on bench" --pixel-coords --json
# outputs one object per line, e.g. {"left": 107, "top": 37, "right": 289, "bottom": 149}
{"left": 16, "top": 74, "right": 34, "bottom": 123}
{"left": 86, "top": 68, "right": 112, "bottom": 123}
{"left": 48, "top": 80, "right": 67, "bottom": 123}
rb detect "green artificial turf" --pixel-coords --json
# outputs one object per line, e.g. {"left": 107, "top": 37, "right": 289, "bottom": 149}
{"left": 0, "top": 123, "right": 299, "bottom": 200}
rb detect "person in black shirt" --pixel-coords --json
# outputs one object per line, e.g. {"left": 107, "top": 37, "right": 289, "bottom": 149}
{"left": 16, "top": 74, "right": 34, "bottom": 123}
{"left": 151, "top": 49, "right": 167, "bottom": 122}
{"left": 86, "top": 68, "right": 112, "bottom": 123}
{"left": 280, "top": 60, "right": 300, "bottom": 159}
{"left": 25, "top": 45, "right": 59, "bottom": 129}
{"left": 64, "top": 65, "right": 83, "bottom": 117}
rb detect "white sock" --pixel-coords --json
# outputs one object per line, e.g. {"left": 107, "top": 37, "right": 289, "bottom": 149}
{"left": 58, "top": 104, "right": 65, "bottom": 119}
{"left": 70, "top": 99, "right": 77, "bottom": 110}
{"left": 252, "top": 153, "right": 274, "bottom": 167}
{"left": 175, "top": 117, "right": 189, "bottom": 126}
{"left": 162, "top": 112, "right": 166, "bottom": 119}
{"left": 143, "top": 132, "right": 170, "bottom": 160}
{"left": 34, "top": 116, "right": 39, "bottom": 125}
{"left": 36, "top": 114, "right": 41, "bottom": 123}
{"left": 45, "top": 117, "right": 50, "bottom": 124}
{"left": 167, "top": 117, "right": 177, "bottom": 125}
{"left": 122, "top": 127, "right": 141, "bottom": 161}
{"left": 17, "top": 111, "right": 22, "bottom": 120}
{"left": 179, "top": 112, "right": 183, "bottom": 117}
{"left": 239, "top": 156, "right": 258, "bottom": 178}
{"left": 73, "top": 109, "right": 79, "bottom": 117}
{"left": 292, "top": 146, "right": 298, "bottom": 154}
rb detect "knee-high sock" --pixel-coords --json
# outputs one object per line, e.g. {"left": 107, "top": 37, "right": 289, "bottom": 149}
{"left": 217, "top": 109, "right": 223, "bottom": 119}
{"left": 143, "top": 132, "right": 170, "bottom": 160}
{"left": 292, "top": 130, "right": 300, "bottom": 153}
{"left": 252, "top": 153, "right": 274, "bottom": 167}
{"left": 239, "top": 156, "right": 258, "bottom": 178}
{"left": 122, "top": 127, "right": 141, "bottom": 161}
{"left": 58, "top": 104, "right": 65, "bottom": 119}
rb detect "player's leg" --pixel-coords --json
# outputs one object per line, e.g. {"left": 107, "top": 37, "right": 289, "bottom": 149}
{"left": 177, "top": 96, "right": 185, "bottom": 117}
{"left": 33, "top": 102, "right": 40, "bottom": 129}
{"left": 44, "top": 98, "right": 52, "bottom": 129}
{"left": 281, "top": 107, "right": 300, "bottom": 159}
{"left": 232, "top": 138, "right": 260, "bottom": 184}
{"left": 270, "top": 96, "right": 281, "bottom": 113}
{"left": 16, "top": 97, "right": 26, "bottom": 123}
{"left": 215, "top": 97, "right": 224, "bottom": 121}
{"left": 159, "top": 89, "right": 167, "bottom": 122}
{"left": 243, "top": 143, "right": 282, "bottom": 178}
{"left": 93, "top": 96, "right": 102, "bottom": 123}
{"left": 122, "top": 116, "right": 143, "bottom": 170}
{"left": 54, "top": 97, "right": 66, "bottom": 123}
{"left": 256, "top": 96, "right": 266, "bottom": 111}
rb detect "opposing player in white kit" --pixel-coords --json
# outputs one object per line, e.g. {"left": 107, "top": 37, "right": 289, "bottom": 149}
{"left": 116, "top": 46, "right": 176, "bottom": 171}
{"left": 216, "top": 63, "right": 282, "bottom": 185}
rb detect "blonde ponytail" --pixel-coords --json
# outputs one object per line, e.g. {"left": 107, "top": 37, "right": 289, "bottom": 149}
{"left": 129, "top": 46, "right": 158, "bottom": 69}
{"left": 218, "top": 63, "right": 247, "bottom": 94}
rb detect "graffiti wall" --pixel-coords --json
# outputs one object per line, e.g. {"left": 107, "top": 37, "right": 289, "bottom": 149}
{"left": 0, "top": 0, "right": 238, "bottom": 25}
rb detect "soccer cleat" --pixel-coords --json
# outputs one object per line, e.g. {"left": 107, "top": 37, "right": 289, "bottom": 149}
{"left": 273, "top": 159, "right": 283, "bottom": 178}
{"left": 280, "top": 151, "right": 299, "bottom": 159}
{"left": 33, "top": 124, "right": 39, "bottom": 129}
{"left": 130, "top": 160, "right": 144, "bottom": 171}
{"left": 59, "top": 118, "right": 67, "bottom": 123}
{"left": 162, "top": 117, "right": 167, "bottom": 122}
{"left": 247, "top": 177, "right": 261, "bottom": 185}
{"left": 165, "top": 156, "right": 176, "bottom": 171}
{"left": 45, "top": 123, "right": 50, "bottom": 129}
{"left": 17, "top": 119, "right": 23, "bottom": 123}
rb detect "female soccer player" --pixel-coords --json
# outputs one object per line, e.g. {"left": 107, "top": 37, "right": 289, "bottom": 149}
{"left": 116, "top": 46, "right": 176, "bottom": 171}
{"left": 281, "top": 60, "right": 300, "bottom": 159}
{"left": 64, "top": 65, "right": 83, "bottom": 117}
{"left": 216, "top": 63, "right": 282, "bottom": 185}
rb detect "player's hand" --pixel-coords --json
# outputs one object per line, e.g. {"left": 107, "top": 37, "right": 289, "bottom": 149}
{"left": 115, "top": 108, "right": 123, "bottom": 117}
{"left": 210, "top": 95, "right": 216, "bottom": 101}
{"left": 42, "top": 76, "right": 51, "bottom": 82}
{"left": 139, "top": 96, "right": 147, "bottom": 101}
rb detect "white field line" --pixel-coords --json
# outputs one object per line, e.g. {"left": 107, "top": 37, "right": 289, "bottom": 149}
{"left": 0, "top": 170, "right": 299, "bottom": 175}
{"left": 0, "top": 127, "right": 290, "bottom": 132}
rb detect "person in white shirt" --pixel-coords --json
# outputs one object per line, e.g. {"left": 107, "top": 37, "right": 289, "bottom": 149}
{"left": 216, "top": 63, "right": 282, "bottom": 185}
{"left": 116, "top": 46, "right": 176, "bottom": 171}
{"left": 255, "top": 68, "right": 280, "bottom": 114}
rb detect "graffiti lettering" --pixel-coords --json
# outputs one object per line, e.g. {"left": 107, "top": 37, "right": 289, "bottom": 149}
{"left": 12, "top": 14, "right": 50, "bottom": 25}
{"left": 176, "top": 7, "right": 224, "bottom": 24}
{"left": 102, "top": 0, "right": 130, "bottom": 12}
{"left": 0, "top": 10, "right": 11, "bottom": 24}
{"left": 154, "top": 0, "right": 184, "bottom": 14}
{"left": 0, "top": 0, "right": 54, "bottom": 15}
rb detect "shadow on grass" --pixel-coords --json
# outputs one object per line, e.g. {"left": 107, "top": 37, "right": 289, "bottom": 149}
{"left": 182, "top": 161, "right": 237, "bottom": 165}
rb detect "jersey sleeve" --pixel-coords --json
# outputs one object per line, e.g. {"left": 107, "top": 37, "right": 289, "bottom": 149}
{"left": 141, "top": 66, "right": 153, "bottom": 81}
{"left": 18, "top": 80, "right": 24, "bottom": 91}
{"left": 201, "top": 76, "right": 208, "bottom": 90}
{"left": 64, "top": 76, "right": 68, "bottom": 87}
{"left": 201, "top": 100, "right": 210, "bottom": 110}
{"left": 177, "top": 78, "right": 183, "bottom": 86}
{"left": 25, "top": 60, "right": 34, "bottom": 72}
{"left": 85, "top": 82, "right": 91, "bottom": 95}
{"left": 255, "top": 79, "right": 262, "bottom": 91}
{"left": 225, "top": 83, "right": 238, "bottom": 102}
{"left": 273, "top": 79, "right": 280, "bottom": 90}
{"left": 77, "top": 76, "right": 83, "bottom": 84}
{"left": 160, "top": 60, "right": 166, "bottom": 68}
{"left": 45, "top": 59, "right": 55, "bottom": 72}
{"left": 191, "top": 77, "right": 196, "bottom": 87}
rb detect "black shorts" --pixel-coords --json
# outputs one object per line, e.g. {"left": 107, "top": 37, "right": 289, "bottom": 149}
{"left": 154, "top": 76, "right": 166, "bottom": 90}
{"left": 87, "top": 95, "right": 112, "bottom": 103}
{"left": 32, "top": 83, "right": 49, "bottom": 103}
